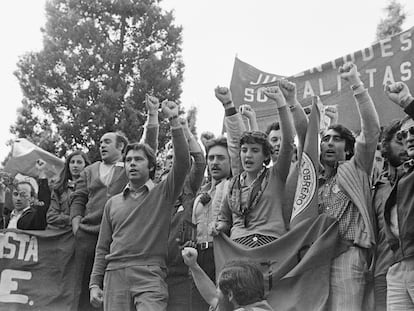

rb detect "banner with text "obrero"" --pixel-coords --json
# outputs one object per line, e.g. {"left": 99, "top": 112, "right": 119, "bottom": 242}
{"left": 0, "top": 229, "right": 76, "bottom": 311}
{"left": 230, "top": 26, "right": 413, "bottom": 132}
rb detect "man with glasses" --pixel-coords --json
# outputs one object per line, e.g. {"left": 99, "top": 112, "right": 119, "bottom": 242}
{"left": 0, "top": 181, "right": 47, "bottom": 230}
{"left": 382, "top": 81, "right": 414, "bottom": 310}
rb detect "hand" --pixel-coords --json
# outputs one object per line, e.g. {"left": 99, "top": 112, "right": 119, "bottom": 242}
{"left": 239, "top": 104, "right": 256, "bottom": 120}
{"left": 178, "top": 116, "right": 189, "bottom": 129}
{"left": 181, "top": 247, "right": 198, "bottom": 267}
{"left": 279, "top": 79, "right": 297, "bottom": 102}
{"left": 263, "top": 86, "right": 287, "bottom": 108}
{"left": 209, "top": 221, "right": 225, "bottom": 236}
{"left": 72, "top": 216, "right": 81, "bottom": 235}
{"left": 90, "top": 287, "right": 104, "bottom": 308}
{"left": 161, "top": 100, "right": 179, "bottom": 119}
{"left": 36, "top": 159, "right": 48, "bottom": 178}
{"left": 145, "top": 94, "right": 160, "bottom": 114}
{"left": 324, "top": 105, "right": 338, "bottom": 124}
{"left": 338, "top": 62, "right": 361, "bottom": 86}
{"left": 384, "top": 81, "right": 414, "bottom": 109}
{"left": 214, "top": 86, "right": 232, "bottom": 107}
{"left": 200, "top": 132, "right": 215, "bottom": 149}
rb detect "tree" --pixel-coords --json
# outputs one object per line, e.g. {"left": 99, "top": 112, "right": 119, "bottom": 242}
{"left": 12, "top": 0, "right": 184, "bottom": 162}
{"left": 376, "top": 0, "right": 407, "bottom": 40}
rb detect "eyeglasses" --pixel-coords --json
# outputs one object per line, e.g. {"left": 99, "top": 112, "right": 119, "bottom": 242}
{"left": 166, "top": 155, "right": 173, "bottom": 160}
{"left": 396, "top": 126, "right": 414, "bottom": 141}
{"left": 12, "top": 191, "right": 29, "bottom": 199}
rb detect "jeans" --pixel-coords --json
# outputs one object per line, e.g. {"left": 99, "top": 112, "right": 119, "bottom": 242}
{"left": 386, "top": 257, "right": 414, "bottom": 311}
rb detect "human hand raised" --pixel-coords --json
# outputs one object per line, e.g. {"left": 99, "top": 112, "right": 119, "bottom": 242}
{"left": 339, "top": 62, "right": 361, "bottom": 86}
{"left": 384, "top": 81, "right": 414, "bottom": 109}
{"left": 239, "top": 104, "right": 256, "bottom": 120}
{"left": 200, "top": 131, "right": 215, "bottom": 149}
{"left": 145, "top": 94, "right": 160, "bottom": 114}
{"left": 279, "top": 79, "right": 297, "bottom": 102}
{"left": 214, "top": 86, "right": 232, "bottom": 107}
{"left": 263, "top": 86, "right": 287, "bottom": 108}
{"left": 162, "top": 100, "right": 179, "bottom": 120}
{"left": 181, "top": 247, "right": 198, "bottom": 268}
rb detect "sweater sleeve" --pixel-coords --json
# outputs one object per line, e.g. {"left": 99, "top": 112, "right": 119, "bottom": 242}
{"left": 404, "top": 99, "right": 414, "bottom": 119}
{"left": 272, "top": 105, "right": 295, "bottom": 183}
{"left": 216, "top": 192, "right": 232, "bottom": 235}
{"left": 224, "top": 108, "right": 246, "bottom": 177}
{"left": 164, "top": 127, "right": 190, "bottom": 204}
{"left": 353, "top": 89, "right": 381, "bottom": 175}
{"left": 188, "top": 151, "right": 207, "bottom": 195}
{"left": 37, "top": 178, "right": 51, "bottom": 210}
{"left": 46, "top": 191, "right": 70, "bottom": 229}
{"left": 290, "top": 103, "right": 308, "bottom": 156}
{"left": 144, "top": 123, "right": 159, "bottom": 153}
{"left": 89, "top": 199, "right": 113, "bottom": 289}
{"left": 70, "top": 169, "right": 89, "bottom": 220}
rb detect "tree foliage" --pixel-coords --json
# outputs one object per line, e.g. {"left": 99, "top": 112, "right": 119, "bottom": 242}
{"left": 376, "top": 0, "right": 406, "bottom": 40}
{"left": 12, "top": 0, "right": 184, "bottom": 161}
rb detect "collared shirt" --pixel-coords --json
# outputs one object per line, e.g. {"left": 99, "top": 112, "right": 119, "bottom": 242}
{"left": 8, "top": 206, "right": 31, "bottom": 229}
{"left": 122, "top": 179, "right": 155, "bottom": 199}
{"left": 100, "top": 161, "right": 124, "bottom": 187}
{"left": 318, "top": 174, "right": 359, "bottom": 241}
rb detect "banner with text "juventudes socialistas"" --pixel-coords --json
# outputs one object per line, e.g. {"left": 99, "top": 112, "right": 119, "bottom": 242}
{"left": 229, "top": 26, "right": 413, "bottom": 132}
{"left": 0, "top": 229, "right": 76, "bottom": 311}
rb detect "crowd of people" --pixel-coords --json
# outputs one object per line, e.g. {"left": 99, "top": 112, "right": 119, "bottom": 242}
{"left": 1, "top": 62, "right": 414, "bottom": 311}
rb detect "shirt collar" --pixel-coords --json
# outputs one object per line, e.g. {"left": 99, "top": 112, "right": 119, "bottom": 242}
{"left": 11, "top": 205, "right": 31, "bottom": 217}
{"left": 403, "top": 158, "right": 414, "bottom": 174}
{"left": 123, "top": 179, "right": 155, "bottom": 197}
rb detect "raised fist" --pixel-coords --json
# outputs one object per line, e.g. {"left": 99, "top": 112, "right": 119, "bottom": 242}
{"left": 338, "top": 62, "right": 360, "bottom": 86}
{"left": 239, "top": 104, "right": 256, "bottom": 120}
{"left": 145, "top": 94, "right": 160, "bottom": 114}
{"left": 162, "top": 100, "right": 179, "bottom": 119}
{"left": 214, "top": 86, "right": 232, "bottom": 106}
{"left": 263, "top": 86, "right": 287, "bottom": 108}
{"left": 279, "top": 79, "right": 297, "bottom": 101}
{"left": 384, "top": 81, "right": 413, "bottom": 109}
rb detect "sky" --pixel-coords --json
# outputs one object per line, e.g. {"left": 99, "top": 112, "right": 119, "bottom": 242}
{"left": 1, "top": 0, "right": 414, "bottom": 162}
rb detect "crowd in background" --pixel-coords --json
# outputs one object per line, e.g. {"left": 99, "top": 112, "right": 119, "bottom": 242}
{"left": 1, "top": 62, "right": 414, "bottom": 311}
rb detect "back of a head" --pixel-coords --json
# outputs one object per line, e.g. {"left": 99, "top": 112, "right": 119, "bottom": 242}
{"left": 218, "top": 260, "right": 265, "bottom": 307}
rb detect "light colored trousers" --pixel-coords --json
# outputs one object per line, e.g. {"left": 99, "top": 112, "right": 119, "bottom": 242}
{"left": 328, "top": 246, "right": 368, "bottom": 311}
{"left": 387, "top": 257, "right": 414, "bottom": 311}
{"left": 103, "top": 265, "right": 168, "bottom": 311}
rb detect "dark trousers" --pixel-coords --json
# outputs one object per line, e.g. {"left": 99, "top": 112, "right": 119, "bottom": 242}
{"left": 73, "top": 229, "right": 102, "bottom": 311}
{"left": 191, "top": 247, "right": 215, "bottom": 311}
{"left": 166, "top": 275, "right": 192, "bottom": 311}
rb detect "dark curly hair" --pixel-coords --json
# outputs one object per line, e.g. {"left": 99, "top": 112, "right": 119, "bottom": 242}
{"left": 240, "top": 131, "right": 272, "bottom": 165}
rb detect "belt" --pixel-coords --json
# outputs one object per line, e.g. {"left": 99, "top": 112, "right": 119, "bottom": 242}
{"left": 197, "top": 241, "right": 213, "bottom": 250}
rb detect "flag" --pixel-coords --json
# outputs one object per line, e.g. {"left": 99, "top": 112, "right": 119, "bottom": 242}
{"left": 214, "top": 214, "right": 342, "bottom": 311}
{"left": 229, "top": 26, "right": 414, "bottom": 132}
{"left": 290, "top": 97, "right": 320, "bottom": 228}
{"left": 4, "top": 138, "right": 64, "bottom": 180}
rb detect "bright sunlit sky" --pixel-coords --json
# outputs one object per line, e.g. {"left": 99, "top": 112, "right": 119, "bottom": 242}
{"left": 1, "top": 0, "right": 414, "bottom": 162}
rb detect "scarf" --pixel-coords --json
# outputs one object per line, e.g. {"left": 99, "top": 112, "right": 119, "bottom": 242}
{"left": 227, "top": 167, "right": 270, "bottom": 227}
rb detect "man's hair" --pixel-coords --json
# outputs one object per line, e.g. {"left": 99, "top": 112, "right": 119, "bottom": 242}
{"left": 240, "top": 131, "right": 272, "bottom": 165}
{"left": 381, "top": 119, "right": 402, "bottom": 160}
{"left": 325, "top": 124, "right": 356, "bottom": 160}
{"left": 218, "top": 260, "right": 265, "bottom": 306}
{"left": 14, "top": 181, "right": 36, "bottom": 198}
{"left": 265, "top": 122, "right": 280, "bottom": 135}
{"left": 123, "top": 143, "right": 157, "bottom": 179}
{"left": 205, "top": 136, "right": 228, "bottom": 157}
{"left": 111, "top": 131, "right": 129, "bottom": 154}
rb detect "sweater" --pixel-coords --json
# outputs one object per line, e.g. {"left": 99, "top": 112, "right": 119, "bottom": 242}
{"left": 89, "top": 127, "right": 190, "bottom": 288}
{"left": 70, "top": 124, "right": 158, "bottom": 234}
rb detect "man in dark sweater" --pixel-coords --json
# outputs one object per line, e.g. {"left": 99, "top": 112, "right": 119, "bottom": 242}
{"left": 70, "top": 95, "right": 160, "bottom": 311}
{"left": 89, "top": 100, "right": 190, "bottom": 311}
{"left": 383, "top": 81, "right": 414, "bottom": 310}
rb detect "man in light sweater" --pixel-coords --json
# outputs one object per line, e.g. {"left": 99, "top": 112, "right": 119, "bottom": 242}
{"left": 89, "top": 100, "right": 190, "bottom": 311}
{"left": 70, "top": 95, "right": 160, "bottom": 311}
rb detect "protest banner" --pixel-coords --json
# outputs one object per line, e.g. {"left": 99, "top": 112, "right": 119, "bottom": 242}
{"left": 4, "top": 138, "right": 64, "bottom": 180}
{"left": 0, "top": 229, "right": 76, "bottom": 311}
{"left": 230, "top": 26, "right": 413, "bottom": 131}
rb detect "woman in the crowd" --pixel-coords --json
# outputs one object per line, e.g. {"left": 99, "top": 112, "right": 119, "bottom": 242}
{"left": 46, "top": 150, "right": 90, "bottom": 230}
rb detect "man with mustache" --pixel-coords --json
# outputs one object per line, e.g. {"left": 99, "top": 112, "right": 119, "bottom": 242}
{"left": 70, "top": 95, "right": 160, "bottom": 311}
{"left": 382, "top": 81, "right": 414, "bottom": 310}
{"left": 372, "top": 119, "right": 407, "bottom": 311}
